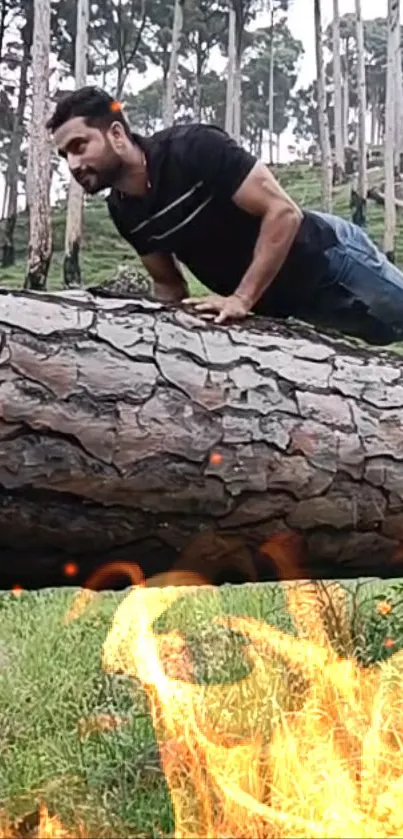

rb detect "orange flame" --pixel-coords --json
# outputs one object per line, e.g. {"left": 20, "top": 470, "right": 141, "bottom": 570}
{"left": 99, "top": 538, "right": 403, "bottom": 838}
{"left": 0, "top": 803, "right": 85, "bottom": 838}
{"left": 4, "top": 534, "right": 403, "bottom": 837}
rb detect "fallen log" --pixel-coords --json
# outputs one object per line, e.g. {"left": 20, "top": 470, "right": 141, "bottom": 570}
{"left": 367, "top": 186, "right": 403, "bottom": 209}
{"left": 1, "top": 287, "right": 403, "bottom": 588}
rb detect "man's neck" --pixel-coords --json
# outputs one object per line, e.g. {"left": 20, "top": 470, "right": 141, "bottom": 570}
{"left": 113, "top": 144, "right": 150, "bottom": 197}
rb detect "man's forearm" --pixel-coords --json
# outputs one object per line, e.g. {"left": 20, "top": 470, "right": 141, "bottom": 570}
{"left": 234, "top": 206, "right": 303, "bottom": 309}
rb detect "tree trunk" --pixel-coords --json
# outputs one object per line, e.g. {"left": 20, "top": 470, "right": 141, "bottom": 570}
{"left": 353, "top": 0, "right": 367, "bottom": 227}
{"left": 225, "top": 5, "right": 236, "bottom": 136}
{"left": 233, "top": 56, "right": 242, "bottom": 143}
{"left": 1, "top": 8, "right": 33, "bottom": 268}
{"left": 1, "top": 289, "right": 403, "bottom": 589}
{"left": 384, "top": 0, "right": 399, "bottom": 263}
{"left": 63, "top": 0, "right": 89, "bottom": 289}
{"left": 25, "top": 0, "right": 52, "bottom": 290}
{"left": 314, "top": 0, "right": 332, "bottom": 212}
{"left": 394, "top": 27, "right": 403, "bottom": 173}
{"left": 268, "top": 3, "right": 275, "bottom": 166}
{"left": 342, "top": 43, "right": 350, "bottom": 147}
{"left": 0, "top": 0, "right": 8, "bottom": 64}
{"left": 370, "top": 98, "right": 377, "bottom": 148}
{"left": 332, "top": 0, "right": 345, "bottom": 183}
{"left": 193, "top": 76, "right": 202, "bottom": 121}
{"left": 163, "top": 0, "right": 184, "bottom": 127}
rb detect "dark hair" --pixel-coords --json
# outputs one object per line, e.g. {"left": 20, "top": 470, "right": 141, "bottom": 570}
{"left": 46, "top": 85, "right": 132, "bottom": 136}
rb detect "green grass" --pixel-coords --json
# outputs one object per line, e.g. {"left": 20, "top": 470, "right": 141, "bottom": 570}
{"left": 1, "top": 164, "right": 403, "bottom": 291}
{"left": 1, "top": 579, "right": 403, "bottom": 836}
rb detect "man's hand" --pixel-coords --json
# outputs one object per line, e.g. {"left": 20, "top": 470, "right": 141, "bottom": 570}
{"left": 183, "top": 293, "right": 251, "bottom": 324}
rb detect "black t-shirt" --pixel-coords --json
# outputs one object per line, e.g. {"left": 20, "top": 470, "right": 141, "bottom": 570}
{"left": 107, "top": 124, "right": 337, "bottom": 317}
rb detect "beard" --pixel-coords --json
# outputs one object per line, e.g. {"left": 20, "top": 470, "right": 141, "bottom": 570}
{"left": 75, "top": 153, "right": 125, "bottom": 195}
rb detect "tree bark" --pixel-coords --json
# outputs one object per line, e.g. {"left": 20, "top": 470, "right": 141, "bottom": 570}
{"left": 63, "top": 0, "right": 89, "bottom": 288}
{"left": 394, "top": 37, "right": 403, "bottom": 174}
{"left": 1, "top": 289, "right": 403, "bottom": 589}
{"left": 353, "top": 0, "right": 367, "bottom": 227}
{"left": 384, "top": 0, "right": 399, "bottom": 263}
{"left": 233, "top": 58, "right": 242, "bottom": 143}
{"left": 314, "top": 0, "right": 332, "bottom": 212}
{"left": 342, "top": 42, "right": 350, "bottom": 148}
{"left": 25, "top": 0, "right": 52, "bottom": 290}
{"left": 268, "top": 3, "right": 275, "bottom": 166}
{"left": 332, "top": 0, "right": 345, "bottom": 183}
{"left": 163, "top": 0, "right": 185, "bottom": 126}
{"left": 1, "top": 8, "right": 32, "bottom": 268}
{"left": 225, "top": 5, "right": 236, "bottom": 136}
{"left": 370, "top": 99, "right": 377, "bottom": 148}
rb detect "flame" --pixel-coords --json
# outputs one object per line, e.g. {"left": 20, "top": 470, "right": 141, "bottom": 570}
{"left": 0, "top": 803, "right": 84, "bottom": 838}
{"left": 100, "top": 553, "right": 403, "bottom": 837}
{"left": 4, "top": 534, "right": 403, "bottom": 836}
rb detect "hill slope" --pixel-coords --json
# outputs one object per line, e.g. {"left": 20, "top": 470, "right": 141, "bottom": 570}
{"left": 0, "top": 165, "right": 402, "bottom": 292}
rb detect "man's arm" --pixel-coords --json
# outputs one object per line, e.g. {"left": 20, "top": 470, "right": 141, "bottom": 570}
{"left": 106, "top": 197, "right": 188, "bottom": 303}
{"left": 141, "top": 252, "right": 189, "bottom": 302}
{"left": 182, "top": 126, "right": 302, "bottom": 322}
{"left": 231, "top": 161, "right": 302, "bottom": 310}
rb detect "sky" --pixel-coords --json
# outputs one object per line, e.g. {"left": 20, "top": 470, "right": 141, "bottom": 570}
{"left": 0, "top": 0, "right": 394, "bottom": 209}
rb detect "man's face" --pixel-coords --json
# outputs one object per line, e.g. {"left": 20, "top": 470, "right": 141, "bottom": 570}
{"left": 54, "top": 116, "right": 125, "bottom": 194}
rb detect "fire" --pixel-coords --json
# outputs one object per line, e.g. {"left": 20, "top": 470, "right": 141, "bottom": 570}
{"left": 101, "top": 572, "right": 403, "bottom": 838}
{"left": 4, "top": 535, "right": 403, "bottom": 836}
{"left": 0, "top": 803, "right": 84, "bottom": 838}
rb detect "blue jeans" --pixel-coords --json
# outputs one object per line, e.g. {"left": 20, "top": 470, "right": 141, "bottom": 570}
{"left": 295, "top": 212, "right": 403, "bottom": 345}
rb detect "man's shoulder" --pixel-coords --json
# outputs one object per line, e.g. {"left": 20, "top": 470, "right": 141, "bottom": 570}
{"left": 148, "top": 122, "right": 226, "bottom": 155}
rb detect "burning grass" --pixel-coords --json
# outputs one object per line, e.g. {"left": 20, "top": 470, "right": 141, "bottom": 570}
{"left": 1, "top": 578, "right": 403, "bottom": 837}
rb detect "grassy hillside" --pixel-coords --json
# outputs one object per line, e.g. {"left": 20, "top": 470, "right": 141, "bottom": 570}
{"left": 1, "top": 165, "right": 402, "bottom": 291}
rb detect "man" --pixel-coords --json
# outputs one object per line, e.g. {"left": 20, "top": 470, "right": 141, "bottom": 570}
{"left": 47, "top": 85, "right": 403, "bottom": 345}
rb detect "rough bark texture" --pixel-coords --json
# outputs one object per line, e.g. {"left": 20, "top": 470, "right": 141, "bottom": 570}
{"left": 63, "top": 0, "right": 89, "bottom": 288}
{"left": 332, "top": 0, "right": 345, "bottom": 184}
{"left": 1, "top": 7, "right": 33, "bottom": 268}
{"left": 354, "top": 0, "right": 367, "bottom": 227}
{"left": 2, "top": 289, "right": 403, "bottom": 589}
{"left": 163, "top": 0, "right": 184, "bottom": 126}
{"left": 25, "top": 0, "right": 52, "bottom": 290}
{"left": 394, "top": 35, "right": 403, "bottom": 174}
{"left": 384, "top": 0, "right": 399, "bottom": 261}
{"left": 314, "top": 0, "right": 332, "bottom": 212}
{"left": 224, "top": 6, "right": 236, "bottom": 136}
{"left": 268, "top": 5, "right": 275, "bottom": 166}
{"left": 342, "top": 43, "right": 349, "bottom": 148}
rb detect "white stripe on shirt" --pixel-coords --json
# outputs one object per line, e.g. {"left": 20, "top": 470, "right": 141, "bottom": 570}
{"left": 130, "top": 181, "right": 204, "bottom": 234}
{"left": 150, "top": 197, "right": 212, "bottom": 241}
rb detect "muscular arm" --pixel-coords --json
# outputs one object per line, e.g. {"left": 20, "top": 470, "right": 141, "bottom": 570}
{"left": 232, "top": 162, "right": 303, "bottom": 309}
{"left": 140, "top": 253, "right": 189, "bottom": 302}
{"left": 182, "top": 127, "right": 303, "bottom": 319}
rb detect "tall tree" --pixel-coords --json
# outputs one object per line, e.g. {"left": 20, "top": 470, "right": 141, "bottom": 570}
{"left": 1, "top": 1, "right": 33, "bottom": 266}
{"left": 164, "top": 0, "right": 185, "bottom": 125}
{"left": 0, "top": 0, "right": 10, "bottom": 64}
{"left": 352, "top": 0, "right": 367, "bottom": 226}
{"left": 225, "top": 4, "right": 236, "bottom": 135}
{"left": 394, "top": 23, "right": 403, "bottom": 173}
{"left": 332, "top": 0, "right": 345, "bottom": 182}
{"left": 225, "top": 0, "right": 257, "bottom": 141}
{"left": 25, "top": 0, "right": 52, "bottom": 289}
{"left": 242, "top": 21, "right": 303, "bottom": 155}
{"left": 384, "top": 0, "right": 399, "bottom": 263}
{"left": 182, "top": 0, "right": 226, "bottom": 121}
{"left": 63, "top": 0, "right": 89, "bottom": 288}
{"left": 314, "top": 0, "right": 332, "bottom": 211}
{"left": 266, "top": 0, "right": 290, "bottom": 164}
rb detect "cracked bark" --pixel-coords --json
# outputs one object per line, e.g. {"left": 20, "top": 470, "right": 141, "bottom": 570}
{"left": 1, "top": 288, "right": 403, "bottom": 589}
